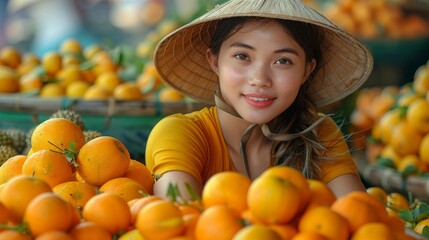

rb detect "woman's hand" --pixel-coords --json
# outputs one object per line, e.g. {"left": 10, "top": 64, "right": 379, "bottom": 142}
{"left": 153, "top": 171, "right": 203, "bottom": 201}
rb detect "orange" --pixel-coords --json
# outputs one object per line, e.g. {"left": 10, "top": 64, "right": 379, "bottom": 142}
{"left": 31, "top": 117, "right": 85, "bottom": 153}
{"left": 19, "top": 74, "right": 43, "bottom": 93}
{"left": 386, "top": 192, "right": 409, "bottom": 211}
{"left": 62, "top": 54, "right": 81, "bottom": 67}
{"left": 354, "top": 87, "right": 382, "bottom": 118}
{"left": 232, "top": 224, "right": 282, "bottom": 240}
{"left": 351, "top": 222, "right": 395, "bottom": 240}
{"left": 0, "top": 154, "right": 26, "bottom": 184}
{"left": 413, "top": 63, "right": 429, "bottom": 95}
{"left": 99, "top": 177, "right": 146, "bottom": 202}
{"left": 118, "top": 229, "right": 145, "bottom": 240}
{"left": 83, "top": 85, "right": 112, "bottom": 100}
{"left": 178, "top": 202, "right": 203, "bottom": 217}
{"left": 331, "top": 191, "right": 389, "bottom": 233}
{"left": 261, "top": 166, "right": 311, "bottom": 212}
{"left": 378, "top": 144, "right": 402, "bottom": 167}
{"left": 69, "top": 221, "right": 112, "bottom": 240}
{"left": 390, "top": 121, "right": 422, "bottom": 156}
{"left": 21, "top": 52, "right": 40, "bottom": 66}
{"left": 77, "top": 136, "right": 131, "bottom": 186}
{"left": 113, "top": 82, "right": 143, "bottom": 100}
{"left": 194, "top": 205, "right": 244, "bottom": 240}
{"left": 376, "top": 108, "right": 403, "bottom": 144}
{"left": 42, "top": 52, "right": 62, "bottom": 77}
{"left": 83, "top": 44, "right": 103, "bottom": 60}
{"left": 34, "top": 231, "right": 74, "bottom": 240}
{"left": 396, "top": 92, "right": 423, "bottom": 107}
{"left": 24, "top": 192, "right": 75, "bottom": 237}
{"left": 298, "top": 206, "right": 349, "bottom": 240}
{"left": 95, "top": 71, "right": 122, "bottom": 93}
{"left": 407, "top": 98, "right": 429, "bottom": 134}
{"left": 0, "top": 175, "right": 52, "bottom": 223}
{"left": 366, "top": 187, "right": 388, "bottom": 205}
{"left": 159, "top": 87, "right": 185, "bottom": 102}
{"left": 60, "top": 38, "right": 82, "bottom": 54}
{"left": 247, "top": 173, "right": 301, "bottom": 224}
{"left": 90, "top": 51, "right": 118, "bottom": 77}
{"left": 56, "top": 65, "right": 83, "bottom": 88}
{"left": 420, "top": 133, "right": 429, "bottom": 164}
{"left": 182, "top": 212, "right": 200, "bottom": 239}
{"left": 291, "top": 232, "right": 328, "bottom": 240}
{"left": 306, "top": 179, "right": 336, "bottom": 209}
{"left": 122, "top": 159, "right": 154, "bottom": 195}
{"left": 0, "top": 46, "right": 21, "bottom": 68}
{"left": 0, "top": 230, "right": 32, "bottom": 240}
{"left": 414, "top": 218, "right": 429, "bottom": 235}
{"left": 367, "top": 93, "right": 396, "bottom": 122}
{"left": 136, "top": 64, "right": 162, "bottom": 94}
{"left": 82, "top": 192, "right": 131, "bottom": 235}
{"left": 52, "top": 181, "right": 97, "bottom": 210}
{"left": 39, "top": 83, "right": 65, "bottom": 98}
{"left": 240, "top": 208, "right": 264, "bottom": 225}
{"left": 136, "top": 199, "right": 185, "bottom": 240}
{"left": 0, "top": 66, "right": 20, "bottom": 93}
{"left": 269, "top": 224, "right": 298, "bottom": 240}
{"left": 397, "top": 154, "right": 426, "bottom": 174}
{"left": 202, "top": 171, "right": 251, "bottom": 214}
{"left": 17, "top": 61, "right": 39, "bottom": 76}
{"left": 128, "top": 195, "right": 163, "bottom": 224}
{"left": 0, "top": 201, "right": 10, "bottom": 226}
{"left": 22, "top": 149, "right": 74, "bottom": 188}
{"left": 66, "top": 81, "right": 90, "bottom": 98}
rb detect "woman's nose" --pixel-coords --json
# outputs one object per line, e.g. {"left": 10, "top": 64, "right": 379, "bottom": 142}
{"left": 248, "top": 64, "right": 272, "bottom": 87}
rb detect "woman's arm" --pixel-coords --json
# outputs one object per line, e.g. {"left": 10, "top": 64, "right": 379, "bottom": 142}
{"left": 327, "top": 173, "right": 366, "bottom": 199}
{"left": 153, "top": 171, "right": 203, "bottom": 201}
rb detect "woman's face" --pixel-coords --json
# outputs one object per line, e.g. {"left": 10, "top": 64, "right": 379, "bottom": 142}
{"left": 207, "top": 20, "right": 316, "bottom": 124}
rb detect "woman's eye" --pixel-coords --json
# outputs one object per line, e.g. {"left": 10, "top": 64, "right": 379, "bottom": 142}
{"left": 234, "top": 53, "right": 249, "bottom": 61}
{"left": 275, "top": 58, "right": 291, "bottom": 65}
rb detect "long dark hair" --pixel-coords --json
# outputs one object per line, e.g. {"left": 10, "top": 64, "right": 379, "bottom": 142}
{"left": 210, "top": 17, "right": 338, "bottom": 179}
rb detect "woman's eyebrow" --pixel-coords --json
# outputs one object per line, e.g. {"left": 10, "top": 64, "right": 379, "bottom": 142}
{"left": 229, "top": 42, "right": 299, "bottom": 56}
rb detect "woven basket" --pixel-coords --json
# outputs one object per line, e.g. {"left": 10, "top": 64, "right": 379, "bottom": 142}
{"left": 353, "top": 150, "right": 429, "bottom": 203}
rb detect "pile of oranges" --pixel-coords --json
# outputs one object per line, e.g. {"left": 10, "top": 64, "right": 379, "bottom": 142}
{"left": 321, "top": 0, "right": 429, "bottom": 39}
{"left": 0, "top": 37, "right": 185, "bottom": 102}
{"left": 350, "top": 60, "right": 429, "bottom": 175}
{"left": 0, "top": 116, "right": 417, "bottom": 239}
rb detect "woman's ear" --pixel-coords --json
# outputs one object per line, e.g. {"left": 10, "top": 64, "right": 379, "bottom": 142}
{"left": 303, "top": 59, "right": 317, "bottom": 84}
{"left": 206, "top": 49, "right": 219, "bottom": 75}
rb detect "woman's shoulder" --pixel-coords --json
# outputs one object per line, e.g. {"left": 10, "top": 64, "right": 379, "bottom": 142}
{"left": 153, "top": 106, "right": 219, "bottom": 133}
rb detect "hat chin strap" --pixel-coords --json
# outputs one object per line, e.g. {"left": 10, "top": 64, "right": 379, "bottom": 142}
{"left": 214, "top": 93, "right": 327, "bottom": 178}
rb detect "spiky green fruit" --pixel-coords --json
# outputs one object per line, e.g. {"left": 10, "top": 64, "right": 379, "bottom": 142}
{"left": 3, "top": 128, "right": 26, "bottom": 154}
{"left": 0, "top": 145, "right": 18, "bottom": 166}
{"left": 83, "top": 130, "right": 102, "bottom": 143}
{"left": 50, "top": 109, "right": 85, "bottom": 131}
{"left": 0, "top": 130, "right": 14, "bottom": 148}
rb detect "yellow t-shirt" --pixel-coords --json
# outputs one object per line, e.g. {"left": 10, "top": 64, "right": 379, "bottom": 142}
{"left": 145, "top": 106, "right": 358, "bottom": 185}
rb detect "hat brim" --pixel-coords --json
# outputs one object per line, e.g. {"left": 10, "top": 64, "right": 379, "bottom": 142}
{"left": 154, "top": 0, "right": 373, "bottom": 107}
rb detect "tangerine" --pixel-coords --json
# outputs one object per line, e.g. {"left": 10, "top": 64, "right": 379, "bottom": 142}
{"left": 202, "top": 171, "right": 251, "bottom": 214}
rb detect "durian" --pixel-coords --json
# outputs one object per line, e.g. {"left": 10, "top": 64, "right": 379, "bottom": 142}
{"left": 0, "top": 145, "right": 18, "bottom": 166}
{"left": 50, "top": 109, "right": 85, "bottom": 131}
{"left": 3, "top": 128, "right": 27, "bottom": 154}
{"left": 0, "top": 130, "right": 14, "bottom": 148}
{"left": 84, "top": 130, "right": 102, "bottom": 143}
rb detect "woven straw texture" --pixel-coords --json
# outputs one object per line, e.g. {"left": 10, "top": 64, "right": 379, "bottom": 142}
{"left": 154, "top": 0, "right": 373, "bottom": 107}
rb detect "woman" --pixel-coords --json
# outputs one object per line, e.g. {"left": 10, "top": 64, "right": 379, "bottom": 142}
{"left": 146, "top": 0, "right": 373, "bottom": 200}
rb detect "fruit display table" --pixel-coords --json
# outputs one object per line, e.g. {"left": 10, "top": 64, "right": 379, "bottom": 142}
{"left": 0, "top": 95, "right": 208, "bottom": 161}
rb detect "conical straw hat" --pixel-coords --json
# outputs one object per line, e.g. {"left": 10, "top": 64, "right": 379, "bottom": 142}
{"left": 154, "top": 0, "right": 373, "bottom": 107}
